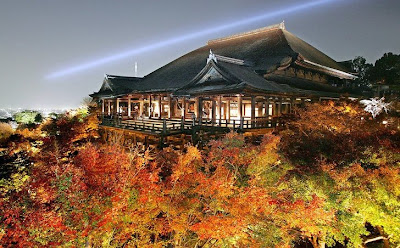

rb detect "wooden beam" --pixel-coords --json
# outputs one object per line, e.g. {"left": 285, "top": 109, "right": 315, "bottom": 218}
{"left": 158, "top": 95, "right": 162, "bottom": 119}
{"left": 211, "top": 98, "right": 216, "bottom": 122}
{"left": 277, "top": 97, "right": 282, "bottom": 116}
{"left": 197, "top": 97, "right": 203, "bottom": 122}
{"left": 116, "top": 98, "right": 120, "bottom": 115}
{"left": 168, "top": 95, "right": 172, "bottom": 118}
{"left": 238, "top": 95, "right": 242, "bottom": 119}
{"left": 251, "top": 96, "right": 256, "bottom": 120}
{"left": 149, "top": 95, "right": 153, "bottom": 118}
{"left": 290, "top": 97, "right": 295, "bottom": 113}
{"left": 226, "top": 98, "right": 230, "bottom": 121}
{"left": 257, "top": 102, "right": 263, "bottom": 117}
{"left": 139, "top": 97, "right": 144, "bottom": 118}
{"left": 301, "top": 98, "right": 306, "bottom": 107}
{"left": 218, "top": 96, "right": 222, "bottom": 122}
{"left": 108, "top": 100, "right": 111, "bottom": 115}
{"left": 128, "top": 97, "right": 131, "bottom": 117}
{"left": 183, "top": 97, "right": 187, "bottom": 120}
{"left": 265, "top": 97, "right": 270, "bottom": 117}
{"left": 194, "top": 97, "right": 199, "bottom": 119}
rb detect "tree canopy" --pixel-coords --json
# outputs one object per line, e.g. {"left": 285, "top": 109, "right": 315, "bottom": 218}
{"left": 0, "top": 101, "right": 399, "bottom": 247}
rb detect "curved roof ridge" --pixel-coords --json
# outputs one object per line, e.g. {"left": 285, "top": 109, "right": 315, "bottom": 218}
{"left": 207, "top": 22, "right": 285, "bottom": 45}
{"left": 105, "top": 74, "right": 143, "bottom": 80}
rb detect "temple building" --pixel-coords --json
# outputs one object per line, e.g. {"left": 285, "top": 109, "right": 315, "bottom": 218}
{"left": 90, "top": 22, "right": 357, "bottom": 144}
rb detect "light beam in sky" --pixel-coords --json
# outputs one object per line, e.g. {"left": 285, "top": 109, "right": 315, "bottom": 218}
{"left": 46, "top": 0, "right": 343, "bottom": 79}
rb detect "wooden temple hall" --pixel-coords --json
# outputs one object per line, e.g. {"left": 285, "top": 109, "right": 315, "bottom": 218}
{"left": 90, "top": 22, "right": 357, "bottom": 144}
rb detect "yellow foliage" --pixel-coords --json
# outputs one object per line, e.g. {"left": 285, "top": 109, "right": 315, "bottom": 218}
{"left": 0, "top": 172, "right": 30, "bottom": 198}
{"left": 16, "top": 128, "right": 42, "bottom": 139}
{"left": 0, "top": 122, "right": 13, "bottom": 143}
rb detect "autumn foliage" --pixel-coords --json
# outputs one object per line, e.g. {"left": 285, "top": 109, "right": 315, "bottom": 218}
{"left": 0, "top": 102, "right": 399, "bottom": 247}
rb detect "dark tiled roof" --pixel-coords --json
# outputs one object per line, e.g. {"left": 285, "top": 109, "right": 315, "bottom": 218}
{"left": 92, "top": 23, "right": 353, "bottom": 97}
{"left": 90, "top": 74, "right": 143, "bottom": 98}
{"left": 174, "top": 59, "right": 295, "bottom": 96}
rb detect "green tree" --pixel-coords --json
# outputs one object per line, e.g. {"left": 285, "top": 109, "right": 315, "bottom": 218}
{"left": 351, "top": 56, "right": 373, "bottom": 86}
{"left": 13, "top": 111, "right": 43, "bottom": 125}
{"left": 369, "top": 52, "right": 400, "bottom": 85}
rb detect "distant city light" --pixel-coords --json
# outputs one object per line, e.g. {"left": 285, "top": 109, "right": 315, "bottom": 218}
{"left": 46, "top": 0, "right": 342, "bottom": 79}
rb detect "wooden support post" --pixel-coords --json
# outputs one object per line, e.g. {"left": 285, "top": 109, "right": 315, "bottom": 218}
{"left": 251, "top": 96, "right": 256, "bottom": 128}
{"left": 211, "top": 98, "right": 216, "bottom": 122}
{"left": 238, "top": 95, "right": 242, "bottom": 119}
{"left": 197, "top": 97, "right": 203, "bottom": 122}
{"left": 194, "top": 97, "right": 199, "bottom": 120}
{"left": 251, "top": 96, "right": 256, "bottom": 120}
{"left": 101, "top": 99, "right": 105, "bottom": 114}
{"left": 128, "top": 97, "right": 131, "bottom": 117}
{"left": 139, "top": 97, "right": 144, "bottom": 118}
{"left": 218, "top": 96, "right": 222, "bottom": 123}
{"left": 168, "top": 95, "right": 172, "bottom": 119}
{"left": 180, "top": 117, "right": 184, "bottom": 130}
{"left": 277, "top": 97, "right": 282, "bottom": 116}
{"left": 158, "top": 95, "right": 162, "bottom": 119}
{"left": 226, "top": 98, "right": 230, "bottom": 121}
{"left": 265, "top": 97, "right": 270, "bottom": 117}
{"left": 107, "top": 100, "right": 111, "bottom": 115}
{"left": 290, "top": 97, "right": 295, "bottom": 113}
{"left": 162, "top": 119, "right": 167, "bottom": 134}
{"left": 114, "top": 99, "right": 120, "bottom": 116}
{"left": 183, "top": 97, "right": 187, "bottom": 120}
{"left": 257, "top": 102, "right": 263, "bottom": 117}
{"left": 149, "top": 95, "right": 153, "bottom": 118}
{"left": 301, "top": 98, "right": 306, "bottom": 107}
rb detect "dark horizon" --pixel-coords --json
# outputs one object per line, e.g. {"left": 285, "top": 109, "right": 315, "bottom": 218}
{"left": 1, "top": 0, "right": 399, "bottom": 109}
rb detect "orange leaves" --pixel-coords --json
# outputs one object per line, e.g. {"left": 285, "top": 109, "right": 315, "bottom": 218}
{"left": 75, "top": 143, "right": 133, "bottom": 193}
{"left": 190, "top": 214, "right": 244, "bottom": 240}
{"left": 3, "top": 104, "right": 398, "bottom": 247}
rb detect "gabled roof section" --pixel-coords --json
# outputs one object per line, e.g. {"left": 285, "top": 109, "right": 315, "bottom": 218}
{"left": 174, "top": 52, "right": 295, "bottom": 96}
{"left": 90, "top": 74, "right": 143, "bottom": 98}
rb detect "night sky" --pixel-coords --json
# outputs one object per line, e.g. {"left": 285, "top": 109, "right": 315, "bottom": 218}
{"left": 1, "top": 0, "right": 399, "bottom": 109}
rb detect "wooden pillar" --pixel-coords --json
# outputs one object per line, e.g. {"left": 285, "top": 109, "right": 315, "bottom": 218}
{"left": 183, "top": 97, "right": 187, "bottom": 120}
{"left": 116, "top": 98, "right": 120, "bottom": 115}
{"left": 139, "top": 97, "right": 144, "bottom": 118}
{"left": 197, "top": 97, "right": 203, "bottom": 122}
{"left": 168, "top": 95, "right": 172, "bottom": 119}
{"left": 128, "top": 97, "right": 131, "bottom": 117}
{"left": 158, "top": 95, "right": 162, "bottom": 119}
{"left": 226, "top": 98, "right": 231, "bottom": 121}
{"left": 290, "top": 97, "right": 295, "bottom": 113}
{"left": 218, "top": 96, "right": 222, "bottom": 122}
{"left": 257, "top": 102, "right": 263, "bottom": 117}
{"left": 251, "top": 96, "right": 256, "bottom": 120}
{"left": 107, "top": 100, "right": 111, "bottom": 115}
{"left": 101, "top": 99, "right": 105, "bottom": 114}
{"left": 149, "top": 95, "right": 153, "bottom": 118}
{"left": 265, "top": 97, "right": 270, "bottom": 117}
{"left": 211, "top": 98, "right": 216, "bottom": 122}
{"left": 277, "top": 97, "right": 282, "bottom": 116}
{"left": 238, "top": 95, "right": 242, "bottom": 119}
{"left": 301, "top": 98, "right": 306, "bottom": 107}
{"left": 194, "top": 97, "right": 199, "bottom": 119}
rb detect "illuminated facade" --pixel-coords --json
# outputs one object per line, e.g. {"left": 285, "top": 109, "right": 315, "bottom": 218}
{"left": 91, "top": 22, "right": 357, "bottom": 135}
